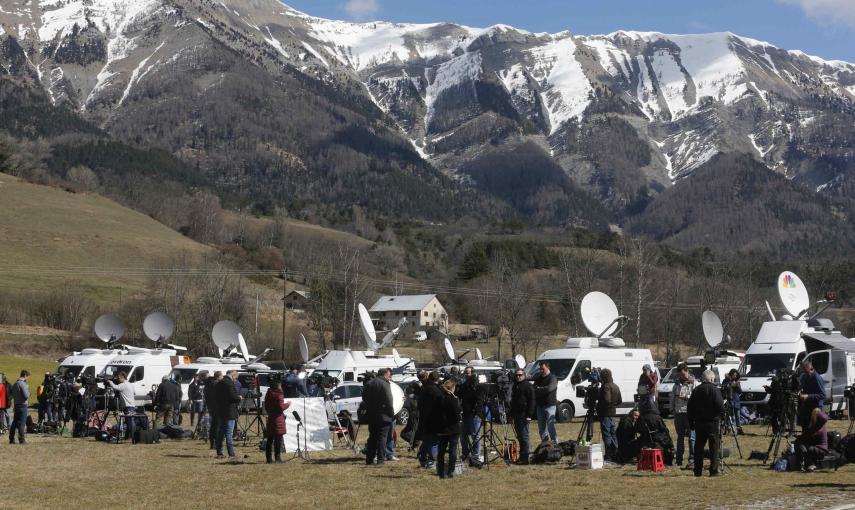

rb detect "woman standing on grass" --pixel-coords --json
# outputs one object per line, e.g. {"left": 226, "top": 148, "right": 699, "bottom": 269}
{"left": 434, "top": 379, "right": 462, "bottom": 479}
{"left": 264, "top": 381, "right": 291, "bottom": 464}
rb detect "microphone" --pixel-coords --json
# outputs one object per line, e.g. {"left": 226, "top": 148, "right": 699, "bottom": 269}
{"left": 292, "top": 410, "right": 302, "bottom": 423}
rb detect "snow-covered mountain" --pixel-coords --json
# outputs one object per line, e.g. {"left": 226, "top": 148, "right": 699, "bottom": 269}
{"left": 1, "top": 0, "right": 854, "bottom": 220}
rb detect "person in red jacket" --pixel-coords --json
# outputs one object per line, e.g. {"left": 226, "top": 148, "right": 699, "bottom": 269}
{"left": 264, "top": 381, "right": 291, "bottom": 464}
{"left": 0, "top": 373, "right": 9, "bottom": 434}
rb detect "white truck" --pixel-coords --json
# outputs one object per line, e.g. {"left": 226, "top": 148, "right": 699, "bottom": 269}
{"left": 529, "top": 337, "right": 655, "bottom": 422}
{"left": 100, "top": 347, "right": 191, "bottom": 407}
{"left": 56, "top": 348, "right": 126, "bottom": 383}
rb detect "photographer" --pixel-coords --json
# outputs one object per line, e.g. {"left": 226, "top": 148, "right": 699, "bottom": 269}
{"left": 416, "top": 371, "right": 442, "bottom": 468}
{"left": 638, "top": 365, "right": 658, "bottom": 408}
{"left": 795, "top": 407, "right": 829, "bottom": 472}
{"left": 106, "top": 371, "right": 137, "bottom": 441}
{"left": 37, "top": 373, "right": 54, "bottom": 425}
{"left": 687, "top": 369, "right": 724, "bottom": 477}
{"left": 798, "top": 360, "right": 826, "bottom": 429}
{"left": 671, "top": 363, "right": 697, "bottom": 469}
{"left": 188, "top": 373, "right": 204, "bottom": 427}
{"left": 596, "top": 368, "right": 622, "bottom": 462}
{"left": 510, "top": 368, "right": 535, "bottom": 465}
{"left": 722, "top": 369, "right": 744, "bottom": 434}
{"left": 533, "top": 361, "right": 558, "bottom": 443}
{"left": 459, "top": 367, "right": 485, "bottom": 465}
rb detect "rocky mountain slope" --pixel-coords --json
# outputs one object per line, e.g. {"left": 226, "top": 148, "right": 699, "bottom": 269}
{"left": 1, "top": 0, "right": 854, "bottom": 254}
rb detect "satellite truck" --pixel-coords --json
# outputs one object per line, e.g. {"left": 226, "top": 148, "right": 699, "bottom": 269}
{"left": 55, "top": 314, "right": 132, "bottom": 384}
{"left": 528, "top": 291, "right": 654, "bottom": 423}
{"left": 739, "top": 271, "right": 855, "bottom": 414}
{"left": 98, "top": 312, "right": 191, "bottom": 407}
{"left": 169, "top": 320, "right": 274, "bottom": 406}
{"left": 309, "top": 304, "right": 415, "bottom": 385}
{"left": 435, "top": 339, "right": 526, "bottom": 377}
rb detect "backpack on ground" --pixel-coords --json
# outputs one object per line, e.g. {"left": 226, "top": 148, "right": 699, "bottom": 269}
{"left": 558, "top": 440, "right": 577, "bottom": 457}
{"left": 841, "top": 434, "right": 855, "bottom": 463}
{"left": 531, "top": 440, "right": 562, "bottom": 464}
{"left": 134, "top": 428, "right": 160, "bottom": 444}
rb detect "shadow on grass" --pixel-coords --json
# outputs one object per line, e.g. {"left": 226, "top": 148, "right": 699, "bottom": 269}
{"left": 305, "top": 457, "right": 363, "bottom": 465}
{"left": 794, "top": 483, "right": 855, "bottom": 489}
{"left": 163, "top": 454, "right": 201, "bottom": 459}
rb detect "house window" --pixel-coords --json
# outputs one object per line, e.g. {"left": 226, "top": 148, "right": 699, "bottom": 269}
{"left": 424, "top": 311, "right": 428, "bottom": 317}
{"left": 433, "top": 313, "right": 436, "bottom": 318}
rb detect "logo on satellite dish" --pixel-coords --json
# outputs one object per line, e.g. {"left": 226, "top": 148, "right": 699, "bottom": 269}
{"left": 782, "top": 274, "right": 798, "bottom": 288}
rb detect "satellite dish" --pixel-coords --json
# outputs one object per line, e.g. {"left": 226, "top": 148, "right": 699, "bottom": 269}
{"left": 515, "top": 354, "right": 526, "bottom": 370}
{"left": 391, "top": 381, "right": 405, "bottom": 415}
{"left": 475, "top": 348, "right": 483, "bottom": 361}
{"left": 94, "top": 314, "right": 125, "bottom": 344}
{"left": 238, "top": 333, "right": 250, "bottom": 362}
{"left": 357, "top": 303, "right": 379, "bottom": 350}
{"left": 581, "top": 292, "right": 622, "bottom": 338}
{"left": 143, "top": 312, "right": 175, "bottom": 344}
{"left": 443, "top": 338, "right": 455, "bottom": 362}
{"left": 702, "top": 311, "right": 724, "bottom": 348}
{"left": 212, "top": 320, "right": 241, "bottom": 354}
{"left": 298, "top": 333, "right": 309, "bottom": 364}
{"left": 778, "top": 271, "right": 810, "bottom": 319}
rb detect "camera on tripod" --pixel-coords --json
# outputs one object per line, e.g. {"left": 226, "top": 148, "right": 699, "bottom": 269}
{"left": 844, "top": 385, "right": 855, "bottom": 400}
{"left": 576, "top": 367, "right": 602, "bottom": 410}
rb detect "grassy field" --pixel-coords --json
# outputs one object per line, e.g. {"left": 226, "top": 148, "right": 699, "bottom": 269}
{"left": 0, "top": 355, "right": 58, "bottom": 404}
{"left": 0, "top": 174, "right": 211, "bottom": 301}
{"left": 1, "top": 411, "right": 852, "bottom": 509}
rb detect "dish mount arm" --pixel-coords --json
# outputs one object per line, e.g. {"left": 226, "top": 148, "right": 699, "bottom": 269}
{"left": 598, "top": 315, "right": 628, "bottom": 339}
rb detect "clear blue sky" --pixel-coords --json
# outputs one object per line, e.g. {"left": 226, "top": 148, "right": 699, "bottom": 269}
{"left": 283, "top": 0, "right": 855, "bottom": 63}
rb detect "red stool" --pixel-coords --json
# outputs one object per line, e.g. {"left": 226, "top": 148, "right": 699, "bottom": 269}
{"left": 637, "top": 448, "right": 665, "bottom": 472}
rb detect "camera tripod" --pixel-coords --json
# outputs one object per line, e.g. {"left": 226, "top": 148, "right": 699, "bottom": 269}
{"left": 846, "top": 395, "right": 855, "bottom": 435}
{"left": 479, "top": 397, "right": 516, "bottom": 468}
{"left": 764, "top": 398, "right": 796, "bottom": 464}
{"left": 236, "top": 394, "right": 266, "bottom": 446}
{"left": 720, "top": 402, "right": 743, "bottom": 459}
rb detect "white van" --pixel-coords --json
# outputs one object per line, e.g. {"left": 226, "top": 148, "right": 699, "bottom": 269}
{"left": 657, "top": 352, "right": 742, "bottom": 416}
{"left": 311, "top": 349, "right": 414, "bottom": 384}
{"left": 802, "top": 336, "right": 855, "bottom": 415}
{"left": 100, "top": 347, "right": 191, "bottom": 407}
{"left": 739, "top": 321, "right": 811, "bottom": 406}
{"left": 528, "top": 338, "right": 654, "bottom": 422}
{"left": 56, "top": 348, "right": 126, "bottom": 383}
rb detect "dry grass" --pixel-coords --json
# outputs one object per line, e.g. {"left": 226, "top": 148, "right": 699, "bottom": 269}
{"left": 2, "top": 411, "right": 853, "bottom": 509}
{"left": 0, "top": 174, "right": 211, "bottom": 300}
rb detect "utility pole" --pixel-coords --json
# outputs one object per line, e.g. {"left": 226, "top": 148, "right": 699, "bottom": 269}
{"left": 281, "top": 269, "right": 287, "bottom": 360}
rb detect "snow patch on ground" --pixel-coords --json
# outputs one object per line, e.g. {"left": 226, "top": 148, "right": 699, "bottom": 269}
{"left": 648, "top": 48, "right": 690, "bottom": 118}
{"left": 263, "top": 27, "right": 290, "bottom": 59}
{"left": 527, "top": 36, "right": 592, "bottom": 133}
{"left": 119, "top": 40, "right": 165, "bottom": 106}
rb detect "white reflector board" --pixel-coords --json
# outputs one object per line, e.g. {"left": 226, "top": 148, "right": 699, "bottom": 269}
{"left": 284, "top": 398, "right": 332, "bottom": 452}
{"left": 778, "top": 271, "right": 810, "bottom": 319}
{"left": 581, "top": 291, "right": 620, "bottom": 337}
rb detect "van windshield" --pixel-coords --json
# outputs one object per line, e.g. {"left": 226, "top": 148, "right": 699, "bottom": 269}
{"left": 103, "top": 364, "right": 133, "bottom": 378}
{"left": 57, "top": 365, "right": 84, "bottom": 379}
{"left": 170, "top": 368, "right": 198, "bottom": 384}
{"left": 526, "top": 359, "right": 574, "bottom": 380}
{"left": 740, "top": 354, "right": 795, "bottom": 377}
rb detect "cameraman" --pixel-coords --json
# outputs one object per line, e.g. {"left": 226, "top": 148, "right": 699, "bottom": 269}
{"left": 687, "top": 369, "right": 723, "bottom": 477}
{"left": 638, "top": 365, "right": 658, "bottom": 408}
{"left": 106, "top": 371, "right": 137, "bottom": 441}
{"left": 722, "top": 369, "right": 744, "bottom": 434}
{"left": 459, "top": 367, "right": 486, "bottom": 465}
{"left": 283, "top": 368, "right": 308, "bottom": 398}
{"left": 154, "top": 375, "right": 181, "bottom": 428}
{"left": 534, "top": 361, "right": 558, "bottom": 443}
{"left": 798, "top": 360, "right": 825, "bottom": 429}
{"left": 37, "top": 373, "right": 54, "bottom": 425}
{"left": 510, "top": 368, "right": 535, "bottom": 464}
{"left": 596, "top": 368, "right": 622, "bottom": 462}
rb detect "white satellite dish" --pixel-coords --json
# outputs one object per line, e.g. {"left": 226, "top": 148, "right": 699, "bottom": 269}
{"left": 391, "top": 381, "right": 405, "bottom": 415}
{"left": 475, "top": 348, "right": 483, "bottom": 361}
{"left": 357, "top": 303, "right": 379, "bottom": 350}
{"left": 580, "top": 291, "right": 623, "bottom": 338}
{"left": 94, "top": 314, "right": 125, "bottom": 343}
{"left": 212, "top": 320, "right": 241, "bottom": 356}
{"left": 778, "top": 271, "right": 810, "bottom": 319}
{"left": 514, "top": 354, "right": 526, "bottom": 370}
{"left": 443, "top": 338, "right": 455, "bottom": 362}
{"left": 702, "top": 311, "right": 724, "bottom": 348}
{"left": 143, "top": 312, "right": 175, "bottom": 342}
{"left": 298, "top": 333, "right": 309, "bottom": 364}
{"left": 237, "top": 333, "right": 250, "bottom": 362}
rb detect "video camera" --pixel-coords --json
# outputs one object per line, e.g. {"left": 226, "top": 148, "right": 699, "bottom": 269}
{"left": 576, "top": 367, "right": 602, "bottom": 411}
{"left": 309, "top": 372, "right": 339, "bottom": 392}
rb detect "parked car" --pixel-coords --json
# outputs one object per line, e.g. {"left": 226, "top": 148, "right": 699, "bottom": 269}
{"left": 325, "top": 381, "right": 412, "bottom": 425}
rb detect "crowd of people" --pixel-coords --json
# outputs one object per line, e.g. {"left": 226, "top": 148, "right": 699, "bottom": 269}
{"left": 0, "top": 358, "right": 838, "bottom": 476}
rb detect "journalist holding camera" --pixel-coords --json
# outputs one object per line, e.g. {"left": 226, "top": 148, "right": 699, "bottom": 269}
{"left": 106, "top": 371, "right": 137, "bottom": 440}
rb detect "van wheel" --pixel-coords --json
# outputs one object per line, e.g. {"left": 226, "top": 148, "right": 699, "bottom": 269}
{"left": 396, "top": 408, "right": 409, "bottom": 426}
{"left": 556, "top": 402, "right": 574, "bottom": 423}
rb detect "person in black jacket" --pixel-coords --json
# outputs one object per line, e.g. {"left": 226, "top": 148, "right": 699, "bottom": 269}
{"left": 363, "top": 368, "right": 395, "bottom": 465}
{"left": 188, "top": 373, "right": 204, "bottom": 427}
{"left": 154, "top": 376, "right": 181, "bottom": 428}
{"left": 597, "top": 368, "right": 622, "bottom": 462}
{"left": 458, "top": 367, "right": 486, "bottom": 464}
{"left": 534, "top": 361, "right": 558, "bottom": 443}
{"left": 687, "top": 369, "right": 724, "bottom": 477}
{"left": 636, "top": 399, "right": 675, "bottom": 465}
{"left": 434, "top": 379, "right": 462, "bottom": 479}
{"left": 416, "top": 371, "right": 442, "bottom": 467}
{"left": 510, "top": 369, "right": 536, "bottom": 464}
{"left": 204, "top": 372, "right": 222, "bottom": 449}
{"left": 214, "top": 370, "right": 241, "bottom": 459}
